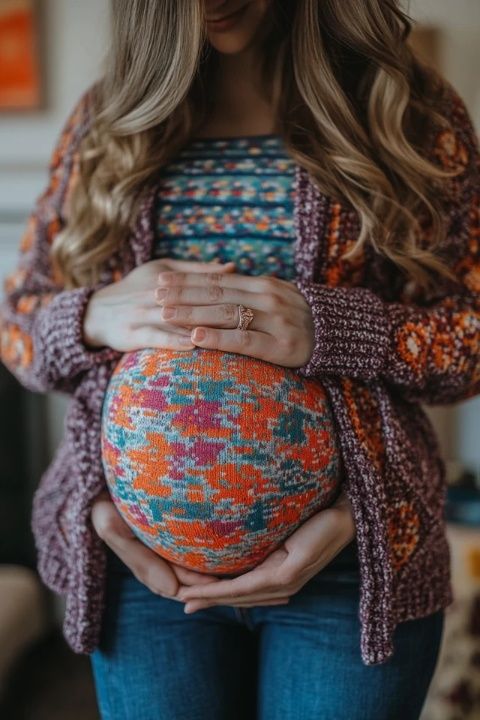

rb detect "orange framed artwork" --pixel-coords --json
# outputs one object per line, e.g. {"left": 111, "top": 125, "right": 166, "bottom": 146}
{"left": 0, "top": 0, "right": 43, "bottom": 110}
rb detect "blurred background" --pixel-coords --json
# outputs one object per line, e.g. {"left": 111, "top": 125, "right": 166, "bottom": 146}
{"left": 0, "top": 0, "right": 479, "bottom": 718}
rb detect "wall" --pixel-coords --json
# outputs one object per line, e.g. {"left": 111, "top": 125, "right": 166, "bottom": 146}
{"left": 0, "top": 0, "right": 479, "bottom": 476}
{"left": 410, "top": 0, "right": 480, "bottom": 127}
{"left": 0, "top": 0, "right": 109, "bottom": 457}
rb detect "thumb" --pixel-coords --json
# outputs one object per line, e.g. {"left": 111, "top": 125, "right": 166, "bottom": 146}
{"left": 170, "top": 563, "right": 220, "bottom": 586}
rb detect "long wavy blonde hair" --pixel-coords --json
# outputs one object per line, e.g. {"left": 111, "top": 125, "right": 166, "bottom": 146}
{"left": 51, "top": 0, "right": 463, "bottom": 291}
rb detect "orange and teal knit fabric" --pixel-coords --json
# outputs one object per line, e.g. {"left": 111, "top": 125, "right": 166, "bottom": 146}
{"left": 101, "top": 347, "right": 342, "bottom": 574}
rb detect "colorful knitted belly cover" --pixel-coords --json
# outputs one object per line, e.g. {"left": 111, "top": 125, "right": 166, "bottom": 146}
{"left": 101, "top": 348, "right": 342, "bottom": 574}
{"left": 101, "top": 134, "right": 342, "bottom": 574}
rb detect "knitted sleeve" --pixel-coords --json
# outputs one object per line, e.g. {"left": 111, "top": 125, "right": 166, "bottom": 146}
{"left": 0, "top": 86, "right": 120, "bottom": 394}
{"left": 294, "top": 81, "right": 480, "bottom": 406}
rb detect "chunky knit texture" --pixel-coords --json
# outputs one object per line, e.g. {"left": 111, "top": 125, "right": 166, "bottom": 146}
{"left": 101, "top": 347, "right": 341, "bottom": 574}
{"left": 0, "top": 77, "right": 479, "bottom": 666}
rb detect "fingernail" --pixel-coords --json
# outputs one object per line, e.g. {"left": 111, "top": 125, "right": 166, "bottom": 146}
{"left": 156, "top": 288, "right": 168, "bottom": 302}
{"left": 162, "top": 306, "right": 176, "bottom": 319}
{"left": 192, "top": 328, "right": 206, "bottom": 341}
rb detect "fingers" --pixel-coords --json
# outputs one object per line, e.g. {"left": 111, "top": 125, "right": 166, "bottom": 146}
{"left": 127, "top": 327, "right": 197, "bottom": 350}
{"left": 90, "top": 495, "right": 294, "bottom": 607}
{"left": 91, "top": 493, "right": 135, "bottom": 541}
{"left": 178, "top": 570, "right": 275, "bottom": 602}
{"left": 128, "top": 304, "right": 278, "bottom": 362}
{"left": 187, "top": 592, "right": 291, "bottom": 605}
{"left": 158, "top": 258, "right": 236, "bottom": 274}
{"left": 190, "top": 326, "right": 274, "bottom": 363}
{"left": 170, "top": 564, "right": 221, "bottom": 586}
{"left": 154, "top": 284, "right": 258, "bottom": 308}
{"left": 141, "top": 303, "right": 271, "bottom": 332}
{"left": 152, "top": 283, "right": 297, "bottom": 326}
{"left": 177, "top": 546, "right": 292, "bottom": 604}
{"left": 155, "top": 269, "right": 305, "bottom": 308}
{"left": 91, "top": 497, "right": 180, "bottom": 597}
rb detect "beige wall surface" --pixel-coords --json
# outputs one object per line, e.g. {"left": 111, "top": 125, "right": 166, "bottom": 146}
{"left": 410, "top": 0, "right": 480, "bottom": 127}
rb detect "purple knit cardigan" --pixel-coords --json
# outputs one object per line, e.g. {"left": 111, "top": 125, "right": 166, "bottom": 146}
{"left": 1, "top": 79, "right": 479, "bottom": 666}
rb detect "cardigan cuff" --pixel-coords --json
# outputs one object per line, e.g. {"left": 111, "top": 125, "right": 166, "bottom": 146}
{"left": 34, "top": 286, "right": 121, "bottom": 386}
{"left": 293, "top": 281, "right": 391, "bottom": 380}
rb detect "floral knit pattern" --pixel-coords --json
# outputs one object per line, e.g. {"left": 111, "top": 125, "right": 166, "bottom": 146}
{"left": 0, "top": 76, "right": 479, "bottom": 666}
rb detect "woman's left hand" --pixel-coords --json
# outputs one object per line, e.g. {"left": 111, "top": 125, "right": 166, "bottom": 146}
{"left": 175, "top": 489, "right": 357, "bottom": 613}
{"left": 154, "top": 263, "right": 315, "bottom": 367}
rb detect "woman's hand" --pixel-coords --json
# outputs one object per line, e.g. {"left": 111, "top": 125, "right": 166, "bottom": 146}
{"left": 176, "top": 489, "right": 357, "bottom": 613}
{"left": 82, "top": 258, "right": 236, "bottom": 352}
{"left": 154, "top": 268, "right": 315, "bottom": 368}
{"left": 90, "top": 490, "right": 223, "bottom": 597}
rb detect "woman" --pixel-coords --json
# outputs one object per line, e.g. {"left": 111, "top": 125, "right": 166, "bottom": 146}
{"left": 1, "top": 0, "right": 479, "bottom": 718}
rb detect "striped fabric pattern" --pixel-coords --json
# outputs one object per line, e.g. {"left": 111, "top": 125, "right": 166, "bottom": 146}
{"left": 153, "top": 134, "right": 297, "bottom": 278}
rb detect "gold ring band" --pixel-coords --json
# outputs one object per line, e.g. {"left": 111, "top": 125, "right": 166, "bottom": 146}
{"left": 237, "top": 304, "right": 254, "bottom": 331}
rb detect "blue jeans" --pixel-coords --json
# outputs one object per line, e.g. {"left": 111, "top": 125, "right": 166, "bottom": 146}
{"left": 90, "top": 540, "right": 444, "bottom": 720}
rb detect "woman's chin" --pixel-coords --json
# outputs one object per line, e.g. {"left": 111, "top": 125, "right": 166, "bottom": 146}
{"left": 207, "top": 32, "right": 257, "bottom": 55}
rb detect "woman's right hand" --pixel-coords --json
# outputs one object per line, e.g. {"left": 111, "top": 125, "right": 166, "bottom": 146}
{"left": 82, "top": 257, "right": 236, "bottom": 352}
{"left": 91, "top": 490, "right": 222, "bottom": 599}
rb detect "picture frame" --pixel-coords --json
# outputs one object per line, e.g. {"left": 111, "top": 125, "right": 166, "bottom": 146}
{"left": 0, "top": 0, "right": 44, "bottom": 111}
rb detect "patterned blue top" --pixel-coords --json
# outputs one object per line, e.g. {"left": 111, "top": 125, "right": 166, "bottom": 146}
{"left": 152, "top": 134, "right": 297, "bottom": 280}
